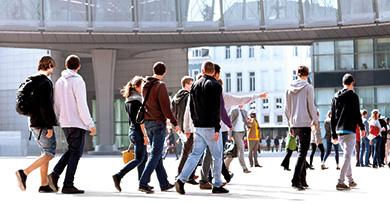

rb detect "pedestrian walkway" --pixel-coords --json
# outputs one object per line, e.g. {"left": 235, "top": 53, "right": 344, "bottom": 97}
{"left": 2, "top": 155, "right": 388, "bottom": 202}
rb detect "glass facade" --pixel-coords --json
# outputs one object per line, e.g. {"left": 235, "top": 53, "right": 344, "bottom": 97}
{"left": 0, "top": 0, "right": 387, "bottom": 32}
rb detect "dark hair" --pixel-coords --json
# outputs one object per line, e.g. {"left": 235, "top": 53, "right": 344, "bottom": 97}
{"left": 297, "top": 65, "right": 309, "bottom": 77}
{"left": 361, "top": 109, "right": 368, "bottom": 116}
{"left": 65, "top": 55, "right": 80, "bottom": 70}
{"left": 181, "top": 76, "right": 193, "bottom": 88}
{"left": 202, "top": 61, "right": 214, "bottom": 74}
{"left": 38, "top": 56, "right": 56, "bottom": 71}
{"left": 120, "top": 76, "right": 144, "bottom": 98}
{"left": 342, "top": 73, "right": 355, "bottom": 85}
{"left": 217, "top": 79, "right": 223, "bottom": 85}
{"left": 153, "top": 62, "right": 166, "bottom": 75}
{"left": 214, "top": 64, "right": 221, "bottom": 74}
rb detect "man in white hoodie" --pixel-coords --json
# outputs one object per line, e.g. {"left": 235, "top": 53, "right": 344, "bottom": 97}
{"left": 48, "top": 55, "right": 96, "bottom": 194}
{"left": 285, "top": 65, "right": 318, "bottom": 191}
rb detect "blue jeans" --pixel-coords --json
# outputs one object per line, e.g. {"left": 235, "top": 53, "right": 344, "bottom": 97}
{"left": 324, "top": 139, "right": 340, "bottom": 164}
{"left": 117, "top": 127, "right": 147, "bottom": 180}
{"left": 178, "top": 127, "right": 223, "bottom": 187}
{"left": 371, "top": 137, "right": 381, "bottom": 166}
{"left": 31, "top": 128, "right": 56, "bottom": 157}
{"left": 139, "top": 121, "right": 170, "bottom": 189}
{"left": 360, "top": 137, "right": 370, "bottom": 166}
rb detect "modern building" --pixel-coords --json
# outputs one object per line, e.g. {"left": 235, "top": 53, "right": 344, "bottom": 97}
{"left": 189, "top": 45, "right": 311, "bottom": 140}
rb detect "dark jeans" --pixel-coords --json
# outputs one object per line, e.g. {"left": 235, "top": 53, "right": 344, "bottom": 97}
{"left": 291, "top": 127, "right": 311, "bottom": 186}
{"left": 372, "top": 136, "right": 381, "bottom": 166}
{"left": 177, "top": 134, "right": 196, "bottom": 179}
{"left": 355, "top": 139, "right": 361, "bottom": 165}
{"left": 323, "top": 139, "right": 340, "bottom": 164}
{"left": 281, "top": 149, "right": 293, "bottom": 169}
{"left": 309, "top": 143, "right": 325, "bottom": 166}
{"left": 53, "top": 127, "right": 86, "bottom": 187}
{"left": 117, "top": 127, "right": 147, "bottom": 180}
{"left": 139, "top": 120, "right": 170, "bottom": 189}
{"left": 360, "top": 137, "right": 370, "bottom": 166}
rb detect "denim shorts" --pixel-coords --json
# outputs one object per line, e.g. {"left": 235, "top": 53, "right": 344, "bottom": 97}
{"left": 31, "top": 128, "right": 56, "bottom": 157}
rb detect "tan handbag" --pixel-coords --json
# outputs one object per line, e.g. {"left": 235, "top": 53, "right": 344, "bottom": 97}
{"left": 121, "top": 150, "right": 135, "bottom": 164}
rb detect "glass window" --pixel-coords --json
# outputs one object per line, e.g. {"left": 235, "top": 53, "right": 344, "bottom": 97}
{"left": 264, "top": 0, "right": 300, "bottom": 28}
{"left": 262, "top": 98, "right": 269, "bottom": 109}
{"left": 314, "top": 55, "right": 334, "bottom": 72}
{"left": 377, "top": 87, "right": 390, "bottom": 104}
{"left": 44, "top": 0, "right": 88, "bottom": 30}
{"left": 303, "top": 0, "right": 338, "bottom": 27}
{"left": 181, "top": 0, "right": 221, "bottom": 31}
{"left": 355, "top": 87, "right": 375, "bottom": 108}
{"left": 223, "top": 0, "right": 260, "bottom": 29}
{"left": 264, "top": 115, "right": 270, "bottom": 123}
{"left": 340, "top": 0, "right": 374, "bottom": 25}
{"left": 375, "top": 38, "right": 390, "bottom": 69}
{"left": 315, "top": 88, "right": 336, "bottom": 105}
{"left": 335, "top": 40, "right": 354, "bottom": 70}
{"left": 313, "top": 41, "right": 334, "bottom": 55}
{"left": 378, "top": 0, "right": 390, "bottom": 22}
{"left": 236, "top": 46, "right": 242, "bottom": 58}
{"left": 249, "top": 72, "right": 255, "bottom": 91}
{"left": 138, "top": 0, "right": 176, "bottom": 31}
{"left": 225, "top": 46, "right": 231, "bottom": 59}
{"left": 225, "top": 73, "right": 231, "bottom": 92}
{"left": 237, "top": 72, "right": 242, "bottom": 92}
{"left": 93, "top": 0, "right": 134, "bottom": 31}
{"left": 249, "top": 46, "right": 254, "bottom": 58}
{"left": 356, "top": 39, "right": 373, "bottom": 70}
{"left": 277, "top": 115, "right": 283, "bottom": 123}
{"left": 0, "top": 0, "right": 41, "bottom": 29}
{"left": 293, "top": 46, "right": 298, "bottom": 56}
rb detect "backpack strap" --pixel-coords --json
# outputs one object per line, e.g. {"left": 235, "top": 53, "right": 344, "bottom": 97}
{"left": 29, "top": 129, "right": 43, "bottom": 140}
{"left": 141, "top": 81, "right": 158, "bottom": 108}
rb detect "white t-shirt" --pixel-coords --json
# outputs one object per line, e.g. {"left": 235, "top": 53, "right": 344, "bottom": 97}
{"left": 234, "top": 111, "right": 245, "bottom": 132}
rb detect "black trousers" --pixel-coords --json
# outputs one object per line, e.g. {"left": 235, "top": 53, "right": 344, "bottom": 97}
{"left": 281, "top": 149, "right": 293, "bottom": 169}
{"left": 53, "top": 128, "right": 86, "bottom": 187}
{"left": 291, "top": 127, "right": 311, "bottom": 186}
{"left": 177, "top": 134, "right": 196, "bottom": 179}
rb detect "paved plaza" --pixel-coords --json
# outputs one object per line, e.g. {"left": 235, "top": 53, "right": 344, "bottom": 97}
{"left": 1, "top": 153, "right": 389, "bottom": 203}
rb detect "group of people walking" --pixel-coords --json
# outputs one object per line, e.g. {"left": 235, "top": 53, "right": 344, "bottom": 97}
{"left": 15, "top": 56, "right": 389, "bottom": 195}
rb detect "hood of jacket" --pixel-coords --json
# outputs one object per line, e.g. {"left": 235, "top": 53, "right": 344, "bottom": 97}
{"left": 61, "top": 69, "right": 79, "bottom": 79}
{"left": 126, "top": 91, "right": 142, "bottom": 103}
{"left": 334, "top": 88, "right": 354, "bottom": 102}
{"left": 288, "top": 80, "right": 309, "bottom": 94}
{"left": 173, "top": 89, "right": 189, "bottom": 105}
{"left": 143, "top": 76, "right": 160, "bottom": 90}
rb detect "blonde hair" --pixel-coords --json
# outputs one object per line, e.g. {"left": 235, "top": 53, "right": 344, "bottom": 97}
{"left": 120, "top": 76, "right": 144, "bottom": 98}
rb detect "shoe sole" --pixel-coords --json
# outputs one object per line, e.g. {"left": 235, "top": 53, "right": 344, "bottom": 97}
{"left": 15, "top": 171, "right": 26, "bottom": 191}
{"left": 139, "top": 188, "right": 154, "bottom": 194}
{"left": 336, "top": 187, "right": 350, "bottom": 191}
{"left": 47, "top": 175, "right": 58, "bottom": 192}
{"left": 61, "top": 191, "right": 84, "bottom": 194}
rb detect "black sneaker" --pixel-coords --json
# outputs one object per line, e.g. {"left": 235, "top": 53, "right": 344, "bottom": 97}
{"left": 112, "top": 174, "right": 121, "bottom": 192}
{"left": 292, "top": 184, "right": 305, "bottom": 191}
{"left": 225, "top": 172, "right": 234, "bottom": 183}
{"left": 187, "top": 179, "right": 199, "bottom": 185}
{"left": 38, "top": 185, "right": 54, "bottom": 193}
{"left": 139, "top": 185, "right": 154, "bottom": 194}
{"left": 47, "top": 173, "right": 59, "bottom": 192}
{"left": 212, "top": 186, "right": 229, "bottom": 194}
{"left": 16, "top": 169, "right": 27, "bottom": 191}
{"left": 161, "top": 183, "right": 175, "bottom": 191}
{"left": 175, "top": 180, "right": 185, "bottom": 195}
{"left": 62, "top": 186, "right": 85, "bottom": 194}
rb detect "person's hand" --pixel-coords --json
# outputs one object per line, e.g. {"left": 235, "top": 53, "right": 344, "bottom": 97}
{"left": 259, "top": 92, "right": 268, "bottom": 99}
{"left": 46, "top": 129, "right": 53, "bottom": 138}
{"left": 214, "top": 132, "right": 220, "bottom": 142}
{"left": 185, "top": 132, "right": 191, "bottom": 138}
{"left": 89, "top": 127, "right": 96, "bottom": 136}
{"left": 144, "top": 135, "right": 149, "bottom": 145}
{"left": 174, "top": 126, "right": 181, "bottom": 133}
{"left": 229, "top": 136, "right": 234, "bottom": 141}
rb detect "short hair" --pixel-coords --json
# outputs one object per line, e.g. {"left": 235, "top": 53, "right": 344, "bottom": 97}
{"left": 202, "top": 61, "right": 215, "bottom": 74}
{"left": 361, "top": 109, "right": 368, "bottom": 116}
{"left": 153, "top": 62, "right": 166, "bottom": 75}
{"left": 342, "top": 73, "right": 355, "bottom": 85}
{"left": 65, "top": 55, "right": 80, "bottom": 70}
{"left": 181, "top": 76, "right": 193, "bottom": 88}
{"left": 297, "top": 65, "right": 309, "bottom": 77}
{"left": 38, "top": 56, "right": 56, "bottom": 71}
{"left": 214, "top": 64, "right": 221, "bottom": 74}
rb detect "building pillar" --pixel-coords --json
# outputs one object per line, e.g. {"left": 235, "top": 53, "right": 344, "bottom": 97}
{"left": 91, "top": 49, "right": 117, "bottom": 153}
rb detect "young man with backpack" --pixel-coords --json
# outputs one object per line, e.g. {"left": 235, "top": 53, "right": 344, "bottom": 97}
{"left": 16, "top": 56, "right": 58, "bottom": 193}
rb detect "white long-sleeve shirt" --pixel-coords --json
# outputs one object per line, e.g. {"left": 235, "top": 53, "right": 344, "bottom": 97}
{"left": 54, "top": 69, "right": 94, "bottom": 130}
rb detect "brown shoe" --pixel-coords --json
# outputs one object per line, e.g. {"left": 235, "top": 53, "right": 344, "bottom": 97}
{"left": 199, "top": 182, "right": 212, "bottom": 190}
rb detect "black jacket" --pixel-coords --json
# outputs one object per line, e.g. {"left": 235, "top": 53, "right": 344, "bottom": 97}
{"left": 171, "top": 89, "right": 190, "bottom": 132}
{"left": 29, "top": 74, "right": 57, "bottom": 129}
{"left": 125, "top": 91, "right": 143, "bottom": 136}
{"left": 331, "top": 89, "right": 364, "bottom": 139}
{"left": 190, "top": 75, "right": 222, "bottom": 132}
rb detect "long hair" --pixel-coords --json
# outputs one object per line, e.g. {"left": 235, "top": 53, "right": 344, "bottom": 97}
{"left": 120, "top": 76, "right": 144, "bottom": 98}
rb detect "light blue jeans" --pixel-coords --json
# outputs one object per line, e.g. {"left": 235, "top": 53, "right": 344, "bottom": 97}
{"left": 178, "top": 127, "right": 223, "bottom": 187}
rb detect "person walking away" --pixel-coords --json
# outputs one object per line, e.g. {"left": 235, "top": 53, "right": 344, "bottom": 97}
{"left": 48, "top": 55, "right": 96, "bottom": 194}
{"left": 16, "top": 56, "right": 58, "bottom": 193}
{"left": 360, "top": 110, "right": 370, "bottom": 167}
{"left": 322, "top": 110, "right": 340, "bottom": 170}
{"left": 309, "top": 111, "right": 325, "bottom": 170}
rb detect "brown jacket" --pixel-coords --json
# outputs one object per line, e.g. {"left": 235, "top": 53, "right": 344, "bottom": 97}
{"left": 247, "top": 118, "right": 260, "bottom": 141}
{"left": 143, "top": 76, "right": 177, "bottom": 126}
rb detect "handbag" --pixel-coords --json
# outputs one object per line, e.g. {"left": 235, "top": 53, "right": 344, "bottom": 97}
{"left": 121, "top": 150, "right": 135, "bottom": 164}
{"left": 285, "top": 133, "right": 297, "bottom": 151}
{"left": 135, "top": 81, "right": 157, "bottom": 124}
{"left": 224, "top": 141, "right": 238, "bottom": 158}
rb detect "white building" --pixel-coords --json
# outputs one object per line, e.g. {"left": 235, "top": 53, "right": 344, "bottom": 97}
{"left": 189, "top": 45, "right": 311, "bottom": 140}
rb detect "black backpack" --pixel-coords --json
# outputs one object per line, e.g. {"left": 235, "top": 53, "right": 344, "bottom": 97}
{"left": 16, "top": 76, "right": 38, "bottom": 116}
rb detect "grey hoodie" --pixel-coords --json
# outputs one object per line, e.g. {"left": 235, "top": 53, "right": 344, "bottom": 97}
{"left": 285, "top": 79, "right": 318, "bottom": 128}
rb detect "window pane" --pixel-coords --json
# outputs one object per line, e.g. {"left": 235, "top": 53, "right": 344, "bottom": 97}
{"left": 315, "top": 89, "right": 335, "bottom": 105}
{"left": 340, "top": 0, "right": 374, "bottom": 25}
{"left": 356, "top": 39, "right": 373, "bottom": 70}
{"left": 181, "top": 0, "right": 221, "bottom": 31}
{"left": 0, "top": 0, "right": 41, "bottom": 30}
{"left": 223, "top": 0, "right": 260, "bottom": 29}
{"left": 335, "top": 40, "right": 354, "bottom": 70}
{"left": 335, "top": 40, "right": 353, "bottom": 54}
{"left": 264, "top": 0, "right": 300, "bottom": 29}
{"left": 313, "top": 41, "right": 334, "bottom": 55}
{"left": 355, "top": 87, "right": 375, "bottom": 108}
{"left": 377, "top": 87, "right": 390, "bottom": 103}
{"left": 44, "top": 0, "right": 88, "bottom": 31}
{"left": 335, "top": 54, "right": 354, "bottom": 70}
{"left": 303, "top": 0, "right": 338, "bottom": 27}
{"left": 93, "top": 0, "right": 134, "bottom": 31}
{"left": 314, "top": 55, "right": 334, "bottom": 71}
{"left": 138, "top": 0, "right": 176, "bottom": 31}
{"left": 377, "top": 104, "right": 390, "bottom": 119}
{"left": 378, "top": 0, "right": 390, "bottom": 22}
{"left": 375, "top": 38, "right": 390, "bottom": 69}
